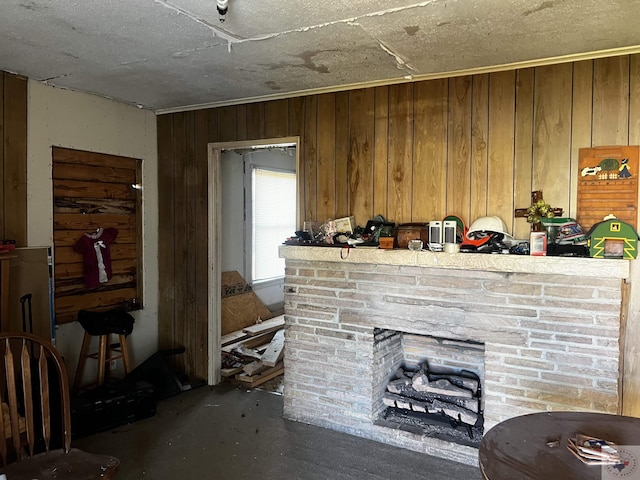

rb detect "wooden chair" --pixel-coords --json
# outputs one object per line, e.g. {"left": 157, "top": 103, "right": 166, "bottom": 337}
{"left": 0, "top": 332, "right": 119, "bottom": 479}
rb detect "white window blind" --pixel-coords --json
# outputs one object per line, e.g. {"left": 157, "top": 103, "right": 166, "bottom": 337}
{"left": 252, "top": 168, "right": 296, "bottom": 282}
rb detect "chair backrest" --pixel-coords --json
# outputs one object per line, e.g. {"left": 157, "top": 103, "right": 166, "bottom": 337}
{"left": 0, "top": 332, "right": 71, "bottom": 465}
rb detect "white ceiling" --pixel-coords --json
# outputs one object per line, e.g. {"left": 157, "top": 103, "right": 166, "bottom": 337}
{"left": 2, "top": 0, "right": 640, "bottom": 113}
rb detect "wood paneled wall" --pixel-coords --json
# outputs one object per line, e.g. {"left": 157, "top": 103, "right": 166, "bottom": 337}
{"left": 158, "top": 54, "right": 640, "bottom": 381}
{"left": 52, "top": 147, "right": 143, "bottom": 325}
{"left": 0, "top": 72, "right": 27, "bottom": 247}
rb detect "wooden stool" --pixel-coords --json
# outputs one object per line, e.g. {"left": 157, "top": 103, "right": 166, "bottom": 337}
{"left": 73, "top": 309, "right": 135, "bottom": 394}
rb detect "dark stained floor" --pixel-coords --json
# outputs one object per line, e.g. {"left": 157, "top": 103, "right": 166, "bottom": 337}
{"left": 74, "top": 382, "right": 483, "bottom": 480}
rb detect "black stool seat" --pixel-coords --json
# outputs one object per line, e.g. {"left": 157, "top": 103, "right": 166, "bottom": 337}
{"left": 74, "top": 309, "right": 134, "bottom": 394}
{"left": 78, "top": 309, "right": 134, "bottom": 336}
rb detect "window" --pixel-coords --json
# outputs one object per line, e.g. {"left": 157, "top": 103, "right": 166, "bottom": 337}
{"left": 251, "top": 167, "right": 296, "bottom": 282}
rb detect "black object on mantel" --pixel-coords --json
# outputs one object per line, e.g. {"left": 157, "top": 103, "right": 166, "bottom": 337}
{"left": 547, "top": 243, "right": 589, "bottom": 257}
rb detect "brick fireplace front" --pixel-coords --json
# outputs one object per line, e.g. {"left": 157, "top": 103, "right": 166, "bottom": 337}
{"left": 279, "top": 246, "right": 629, "bottom": 465}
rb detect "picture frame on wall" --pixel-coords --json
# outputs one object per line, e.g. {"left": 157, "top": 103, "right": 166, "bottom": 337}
{"left": 577, "top": 146, "right": 639, "bottom": 233}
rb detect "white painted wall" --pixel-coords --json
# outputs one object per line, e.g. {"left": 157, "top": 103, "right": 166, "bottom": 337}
{"left": 220, "top": 150, "right": 245, "bottom": 274}
{"left": 27, "top": 81, "right": 158, "bottom": 382}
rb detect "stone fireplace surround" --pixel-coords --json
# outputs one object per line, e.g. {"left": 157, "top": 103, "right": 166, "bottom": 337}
{"left": 279, "top": 246, "right": 629, "bottom": 465}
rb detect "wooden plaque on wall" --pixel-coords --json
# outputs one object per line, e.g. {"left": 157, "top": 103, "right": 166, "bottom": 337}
{"left": 577, "top": 146, "right": 638, "bottom": 232}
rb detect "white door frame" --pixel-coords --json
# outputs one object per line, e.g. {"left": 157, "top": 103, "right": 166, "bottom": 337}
{"left": 207, "top": 137, "right": 300, "bottom": 385}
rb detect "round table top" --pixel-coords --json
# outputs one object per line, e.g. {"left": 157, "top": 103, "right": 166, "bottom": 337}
{"left": 478, "top": 411, "right": 640, "bottom": 480}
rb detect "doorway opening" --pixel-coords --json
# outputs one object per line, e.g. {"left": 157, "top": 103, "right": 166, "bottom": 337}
{"left": 207, "top": 137, "right": 300, "bottom": 384}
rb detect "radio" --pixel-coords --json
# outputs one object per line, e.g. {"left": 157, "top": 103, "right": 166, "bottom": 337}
{"left": 428, "top": 221, "right": 443, "bottom": 251}
{"left": 443, "top": 220, "right": 457, "bottom": 244}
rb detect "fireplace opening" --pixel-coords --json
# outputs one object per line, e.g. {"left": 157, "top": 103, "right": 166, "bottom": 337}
{"left": 372, "top": 329, "right": 485, "bottom": 448}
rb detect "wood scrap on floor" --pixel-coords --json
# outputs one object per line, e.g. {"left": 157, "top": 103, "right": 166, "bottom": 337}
{"left": 261, "top": 329, "right": 284, "bottom": 367}
{"left": 242, "top": 316, "right": 285, "bottom": 336}
{"left": 242, "top": 360, "right": 265, "bottom": 376}
{"left": 222, "top": 330, "right": 277, "bottom": 353}
{"left": 236, "top": 362, "right": 284, "bottom": 388}
{"left": 220, "top": 314, "right": 286, "bottom": 387}
{"left": 221, "top": 330, "right": 249, "bottom": 347}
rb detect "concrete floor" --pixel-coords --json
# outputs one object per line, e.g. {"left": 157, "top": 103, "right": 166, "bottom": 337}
{"left": 74, "top": 382, "right": 483, "bottom": 480}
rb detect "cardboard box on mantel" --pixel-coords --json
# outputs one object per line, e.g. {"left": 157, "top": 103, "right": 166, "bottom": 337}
{"left": 334, "top": 216, "right": 355, "bottom": 233}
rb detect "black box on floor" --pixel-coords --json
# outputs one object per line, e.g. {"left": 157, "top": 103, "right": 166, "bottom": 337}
{"left": 71, "top": 379, "right": 156, "bottom": 439}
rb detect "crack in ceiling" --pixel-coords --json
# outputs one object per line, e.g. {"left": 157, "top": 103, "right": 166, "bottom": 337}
{"left": 152, "top": 0, "right": 434, "bottom": 81}
{"left": 237, "top": 1, "right": 438, "bottom": 42}
{"left": 376, "top": 39, "right": 417, "bottom": 73}
{"left": 156, "top": 0, "right": 438, "bottom": 51}
{"left": 3, "top": 0, "right": 640, "bottom": 111}
{"left": 153, "top": 0, "right": 242, "bottom": 44}
{"left": 153, "top": 0, "right": 433, "bottom": 77}
{"left": 523, "top": 1, "right": 556, "bottom": 17}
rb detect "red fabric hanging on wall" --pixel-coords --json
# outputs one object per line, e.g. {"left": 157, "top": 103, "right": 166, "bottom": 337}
{"left": 73, "top": 227, "right": 118, "bottom": 288}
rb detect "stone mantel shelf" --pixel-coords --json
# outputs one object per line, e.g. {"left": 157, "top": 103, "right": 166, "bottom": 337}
{"left": 279, "top": 245, "right": 630, "bottom": 279}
